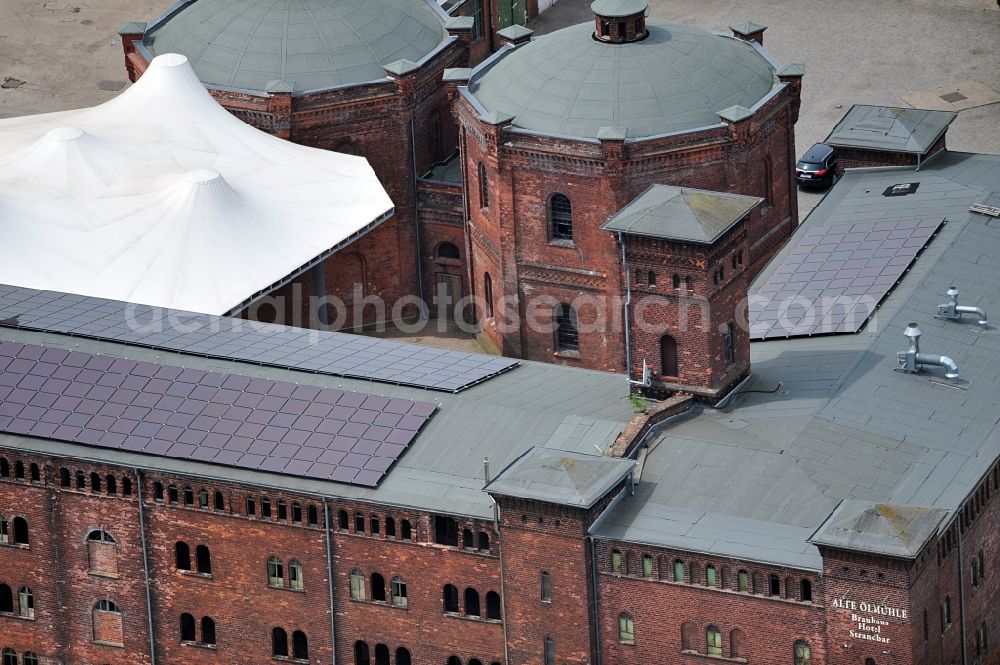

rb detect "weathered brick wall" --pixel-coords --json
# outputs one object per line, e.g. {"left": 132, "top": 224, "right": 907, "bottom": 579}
{"left": 596, "top": 539, "right": 826, "bottom": 665}
{"left": 418, "top": 179, "right": 469, "bottom": 312}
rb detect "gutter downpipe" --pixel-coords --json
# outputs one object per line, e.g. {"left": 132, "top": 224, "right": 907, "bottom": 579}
{"left": 589, "top": 536, "right": 602, "bottom": 665}
{"left": 134, "top": 468, "right": 157, "bottom": 665}
{"left": 411, "top": 118, "right": 426, "bottom": 305}
{"left": 324, "top": 499, "right": 338, "bottom": 665}
{"left": 958, "top": 522, "right": 967, "bottom": 665}
{"left": 618, "top": 231, "right": 633, "bottom": 384}
{"left": 917, "top": 152, "right": 923, "bottom": 172}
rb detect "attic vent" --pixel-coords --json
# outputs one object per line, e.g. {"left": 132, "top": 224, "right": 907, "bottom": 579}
{"left": 883, "top": 183, "right": 920, "bottom": 197}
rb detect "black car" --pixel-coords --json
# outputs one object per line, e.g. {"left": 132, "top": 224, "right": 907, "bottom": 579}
{"left": 795, "top": 143, "right": 837, "bottom": 188}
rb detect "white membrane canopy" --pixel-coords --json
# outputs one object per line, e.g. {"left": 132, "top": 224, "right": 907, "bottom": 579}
{"left": 0, "top": 53, "right": 394, "bottom": 314}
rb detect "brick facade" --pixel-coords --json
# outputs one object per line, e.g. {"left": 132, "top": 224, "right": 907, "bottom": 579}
{"left": 2, "top": 448, "right": 999, "bottom": 665}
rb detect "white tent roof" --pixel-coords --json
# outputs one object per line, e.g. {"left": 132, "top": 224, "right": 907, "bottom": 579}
{"left": 0, "top": 53, "right": 394, "bottom": 315}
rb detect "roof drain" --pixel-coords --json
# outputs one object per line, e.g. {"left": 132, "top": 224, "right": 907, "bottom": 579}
{"left": 894, "top": 322, "right": 959, "bottom": 380}
{"left": 935, "top": 285, "right": 988, "bottom": 329}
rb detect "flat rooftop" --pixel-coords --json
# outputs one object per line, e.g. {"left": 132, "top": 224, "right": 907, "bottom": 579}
{"left": 594, "top": 151, "right": 1000, "bottom": 569}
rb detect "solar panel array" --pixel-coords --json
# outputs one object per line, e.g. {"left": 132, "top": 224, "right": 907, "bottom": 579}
{"left": 0, "top": 286, "right": 518, "bottom": 392}
{"left": 0, "top": 341, "right": 436, "bottom": 487}
{"left": 749, "top": 218, "right": 942, "bottom": 340}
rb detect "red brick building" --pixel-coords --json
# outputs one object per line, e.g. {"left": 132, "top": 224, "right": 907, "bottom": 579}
{"left": 450, "top": 7, "right": 803, "bottom": 376}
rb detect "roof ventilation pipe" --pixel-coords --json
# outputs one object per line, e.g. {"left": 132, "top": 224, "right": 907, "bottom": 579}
{"left": 935, "top": 285, "right": 988, "bottom": 329}
{"left": 895, "top": 322, "right": 959, "bottom": 380}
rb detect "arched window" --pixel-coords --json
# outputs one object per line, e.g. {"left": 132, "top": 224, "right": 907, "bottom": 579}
{"left": 401, "top": 519, "right": 412, "bottom": 540}
{"left": 88, "top": 529, "right": 115, "bottom": 543}
{"left": 184, "top": 486, "right": 194, "bottom": 506}
{"left": 308, "top": 505, "right": 318, "bottom": 526}
{"left": 371, "top": 573, "right": 386, "bottom": 602}
{"left": 370, "top": 515, "right": 380, "bottom": 535}
{"left": 793, "top": 640, "right": 811, "bottom": 665}
{"left": 611, "top": 550, "right": 623, "bottom": 574}
{"left": 465, "top": 587, "right": 481, "bottom": 616}
{"left": 672, "top": 273, "right": 681, "bottom": 289}
{"left": 484, "top": 273, "right": 494, "bottom": 318}
{"left": 292, "top": 503, "right": 302, "bottom": 524}
{"left": 175, "top": 542, "right": 191, "bottom": 570}
{"left": 268, "top": 557, "right": 284, "bottom": 587}
{"left": 479, "top": 532, "right": 490, "bottom": 552}
{"left": 486, "top": 590, "right": 501, "bottom": 619}
{"left": 660, "top": 335, "right": 678, "bottom": 377}
{"left": 153, "top": 481, "right": 163, "bottom": 501}
{"left": 478, "top": 162, "right": 489, "bottom": 209}
{"left": 541, "top": 571, "right": 552, "bottom": 602}
{"left": 737, "top": 570, "right": 749, "bottom": 592}
{"left": 196, "top": 545, "right": 212, "bottom": 575}
{"left": 447, "top": 657, "right": 462, "bottom": 665}
{"left": 350, "top": 569, "right": 365, "bottom": 600}
{"left": 463, "top": 528, "right": 474, "bottom": 549}
{"left": 647, "top": 271, "right": 657, "bottom": 287}
{"left": 202, "top": 616, "right": 216, "bottom": 646}
{"left": 800, "top": 579, "right": 812, "bottom": 601}
{"left": 76, "top": 470, "right": 85, "bottom": 490}
{"left": 278, "top": 500, "right": 287, "bottom": 521}
{"left": 292, "top": 630, "right": 308, "bottom": 660}
{"left": 674, "top": 559, "right": 686, "bottom": 582}
{"left": 23, "top": 653, "right": 38, "bottom": 665}
{"left": 29, "top": 463, "right": 40, "bottom": 483}
{"left": 261, "top": 497, "right": 271, "bottom": 518}
{"left": 386, "top": 517, "right": 396, "bottom": 538}
{"left": 198, "top": 489, "right": 209, "bottom": 509}
{"left": 289, "top": 560, "right": 304, "bottom": 591}
{"left": 396, "top": 647, "right": 412, "bottom": 665}
{"left": 391, "top": 576, "right": 407, "bottom": 607}
{"left": 272, "top": 627, "right": 289, "bottom": 657}
{"left": 214, "top": 491, "right": 224, "bottom": 512}
{"left": 90, "top": 471, "right": 101, "bottom": 493}
{"left": 95, "top": 598, "right": 119, "bottom": 610}
{"left": 180, "top": 612, "right": 196, "bottom": 641}
{"left": 12, "top": 517, "right": 27, "bottom": 545}
{"left": 105, "top": 474, "right": 116, "bottom": 495}
{"left": 864, "top": 660, "right": 875, "bottom": 665}
{"left": 619, "top": 612, "right": 635, "bottom": 644}
{"left": 375, "top": 644, "right": 390, "bottom": 665}
{"left": 122, "top": 477, "right": 132, "bottom": 496}
{"left": 18, "top": 586, "right": 33, "bottom": 618}
{"left": 355, "top": 641, "right": 370, "bottom": 665}
{"left": 355, "top": 512, "right": 365, "bottom": 533}
{"left": 549, "top": 194, "right": 573, "bottom": 241}
{"left": 469, "top": 660, "right": 483, "bottom": 665}
{"left": 2, "top": 650, "right": 16, "bottom": 665}
{"left": 438, "top": 242, "right": 461, "bottom": 260}
{"left": 642, "top": 554, "right": 654, "bottom": 578}
{"left": 60, "top": 468, "right": 71, "bottom": 487}
{"left": 338, "top": 510, "right": 349, "bottom": 531}
{"left": 706, "top": 625, "right": 722, "bottom": 655}
{"left": 706, "top": 565, "right": 718, "bottom": 587}
{"left": 555, "top": 303, "right": 579, "bottom": 352}
{"left": 246, "top": 496, "right": 256, "bottom": 516}
{"left": 443, "top": 584, "right": 459, "bottom": 613}
{"left": 0, "top": 584, "right": 11, "bottom": 612}
{"left": 168, "top": 484, "right": 178, "bottom": 504}
{"left": 768, "top": 574, "right": 780, "bottom": 596}
{"left": 730, "top": 629, "right": 746, "bottom": 658}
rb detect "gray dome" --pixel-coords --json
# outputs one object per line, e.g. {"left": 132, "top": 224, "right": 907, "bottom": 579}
{"left": 145, "top": 0, "right": 446, "bottom": 93}
{"left": 468, "top": 21, "right": 777, "bottom": 139}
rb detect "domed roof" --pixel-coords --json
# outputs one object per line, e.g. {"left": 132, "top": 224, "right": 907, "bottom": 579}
{"left": 468, "top": 21, "right": 777, "bottom": 139}
{"left": 145, "top": 0, "right": 446, "bottom": 93}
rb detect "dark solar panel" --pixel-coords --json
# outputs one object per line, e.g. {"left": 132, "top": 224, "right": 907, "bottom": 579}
{"left": 749, "top": 218, "right": 943, "bottom": 340}
{"left": 0, "top": 342, "right": 436, "bottom": 487}
{"left": 0, "top": 286, "right": 517, "bottom": 392}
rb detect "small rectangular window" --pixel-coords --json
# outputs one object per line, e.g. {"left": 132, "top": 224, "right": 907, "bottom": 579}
{"left": 642, "top": 556, "right": 653, "bottom": 578}
{"left": 541, "top": 572, "right": 552, "bottom": 603}
{"left": 277, "top": 501, "right": 287, "bottom": 521}
{"left": 246, "top": 497, "right": 256, "bottom": 516}
{"left": 262, "top": 498, "right": 272, "bottom": 518}
{"left": 738, "top": 571, "right": 749, "bottom": 592}
{"left": 611, "top": 551, "right": 623, "bottom": 574}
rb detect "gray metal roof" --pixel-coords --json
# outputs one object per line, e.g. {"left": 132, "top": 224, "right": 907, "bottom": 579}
{"left": 593, "top": 151, "right": 1000, "bottom": 569}
{"left": 600, "top": 184, "right": 762, "bottom": 243}
{"left": 824, "top": 105, "right": 957, "bottom": 155}
{"left": 467, "top": 20, "right": 777, "bottom": 139}
{"left": 486, "top": 447, "right": 634, "bottom": 507}
{"left": 144, "top": 0, "right": 447, "bottom": 93}
{"left": 809, "top": 500, "right": 947, "bottom": 558}
{"left": 590, "top": 0, "right": 647, "bottom": 18}
{"left": 0, "top": 325, "right": 634, "bottom": 519}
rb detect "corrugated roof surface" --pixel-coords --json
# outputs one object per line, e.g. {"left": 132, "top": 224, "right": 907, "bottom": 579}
{"left": 145, "top": 0, "right": 446, "bottom": 92}
{"left": 601, "top": 185, "right": 761, "bottom": 243}
{"left": 593, "top": 151, "right": 1000, "bottom": 569}
{"left": 824, "top": 105, "right": 957, "bottom": 154}
{"left": 467, "top": 21, "right": 776, "bottom": 139}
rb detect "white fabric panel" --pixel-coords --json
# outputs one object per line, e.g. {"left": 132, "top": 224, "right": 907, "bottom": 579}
{"left": 0, "top": 53, "right": 394, "bottom": 315}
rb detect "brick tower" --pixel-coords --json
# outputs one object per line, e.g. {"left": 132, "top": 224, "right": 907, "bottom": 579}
{"left": 602, "top": 185, "right": 761, "bottom": 401}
